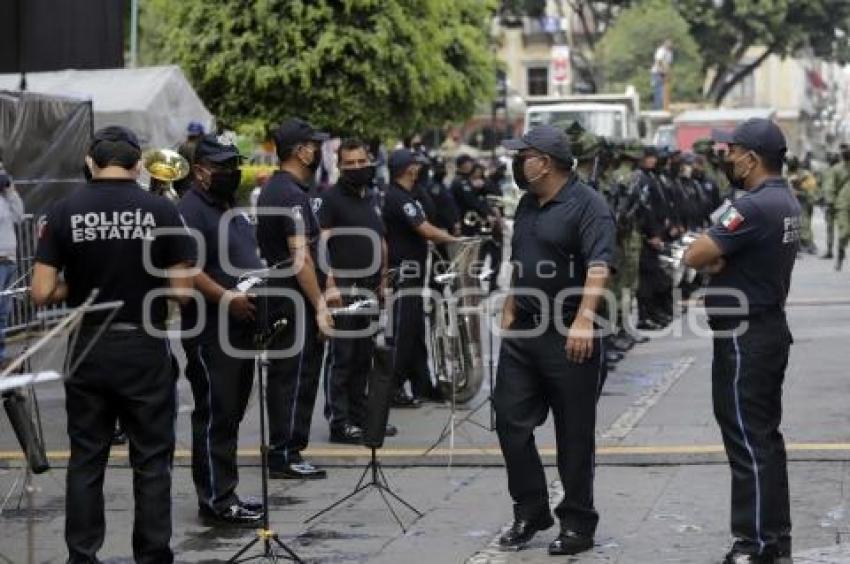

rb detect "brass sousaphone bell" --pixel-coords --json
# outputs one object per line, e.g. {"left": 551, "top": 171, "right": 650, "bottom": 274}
{"left": 143, "top": 148, "right": 190, "bottom": 201}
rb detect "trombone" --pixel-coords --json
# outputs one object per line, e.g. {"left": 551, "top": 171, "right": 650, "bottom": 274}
{"left": 143, "top": 148, "right": 190, "bottom": 201}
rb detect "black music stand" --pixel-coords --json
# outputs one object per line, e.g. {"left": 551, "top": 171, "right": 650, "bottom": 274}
{"left": 225, "top": 286, "right": 302, "bottom": 563}
{"left": 304, "top": 299, "right": 422, "bottom": 533}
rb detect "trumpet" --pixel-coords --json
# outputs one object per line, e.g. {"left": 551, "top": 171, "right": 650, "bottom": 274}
{"left": 143, "top": 148, "right": 190, "bottom": 201}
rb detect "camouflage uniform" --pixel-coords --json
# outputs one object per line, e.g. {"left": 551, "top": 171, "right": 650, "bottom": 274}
{"left": 692, "top": 138, "right": 731, "bottom": 200}
{"left": 826, "top": 159, "right": 850, "bottom": 269}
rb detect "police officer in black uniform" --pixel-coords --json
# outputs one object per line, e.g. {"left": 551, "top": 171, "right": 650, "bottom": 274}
{"left": 317, "top": 138, "right": 392, "bottom": 443}
{"left": 496, "top": 126, "right": 615, "bottom": 556}
{"left": 684, "top": 119, "right": 799, "bottom": 564}
{"left": 635, "top": 146, "right": 674, "bottom": 330}
{"left": 256, "top": 118, "right": 334, "bottom": 479}
{"left": 31, "top": 126, "right": 195, "bottom": 564}
{"left": 177, "top": 134, "right": 264, "bottom": 526}
{"left": 383, "top": 148, "right": 459, "bottom": 406}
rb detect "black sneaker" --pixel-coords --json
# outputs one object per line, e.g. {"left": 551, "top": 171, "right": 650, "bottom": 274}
{"left": 548, "top": 529, "right": 594, "bottom": 556}
{"left": 269, "top": 460, "right": 327, "bottom": 480}
{"left": 497, "top": 513, "right": 554, "bottom": 551}
{"left": 391, "top": 391, "right": 420, "bottom": 408}
{"left": 329, "top": 424, "right": 364, "bottom": 445}
{"left": 237, "top": 496, "right": 263, "bottom": 513}
{"left": 722, "top": 551, "right": 791, "bottom": 564}
{"left": 384, "top": 423, "right": 398, "bottom": 437}
{"left": 199, "top": 503, "right": 263, "bottom": 528}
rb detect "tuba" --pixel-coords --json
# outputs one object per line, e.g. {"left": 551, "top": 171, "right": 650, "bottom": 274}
{"left": 143, "top": 148, "right": 189, "bottom": 201}
{"left": 431, "top": 239, "right": 486, "bottom": 404}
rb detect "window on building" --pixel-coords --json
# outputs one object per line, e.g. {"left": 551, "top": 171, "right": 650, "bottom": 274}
{"left": 527, "top": 66, "right": 549, "bottom": 96}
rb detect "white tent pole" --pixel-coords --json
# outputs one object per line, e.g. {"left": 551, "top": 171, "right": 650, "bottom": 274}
{"left": 129, "top": 0, "right": 139, "bottom": 68}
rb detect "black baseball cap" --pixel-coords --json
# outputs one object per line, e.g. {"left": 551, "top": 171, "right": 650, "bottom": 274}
{"left": 273, "top": 118, "right": 329, "bottom": 149}
{"left": 90, "top": 125, "right": 141, "bottom": 152}
{"left": 711, "top": 118, "right": 787, "bottom": 158}
{"left": 388, "top": 148, "right": 423, "bottom": 178}
{"left": 193, "top": 134, "right": 242, "bottom": 164}
{"left": 456, "top": 154, "right": 474, "bottom": 167}
{"left": 502, "top": 125, "right": 573, "bottom": 164}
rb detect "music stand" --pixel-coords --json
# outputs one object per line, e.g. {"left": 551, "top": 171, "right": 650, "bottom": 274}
{"left": 304, "top": 298, "right": 423, "bottom": 533}
{"left": 225, "top": 274, "right": 303, "bottom": 564}
{"left": 0, "top": 292, "right": 123, "bottom": 564}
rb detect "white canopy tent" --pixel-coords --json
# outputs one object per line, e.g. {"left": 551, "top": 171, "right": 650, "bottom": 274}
{"left": 0, "top": 66, "right": 213, "bottom": 148}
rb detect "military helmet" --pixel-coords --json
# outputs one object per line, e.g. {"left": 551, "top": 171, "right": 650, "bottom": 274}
{"left": 571, "top": 131, "right": 603, "bottom": 162}
{"left": 692, "top": 138, "right": 715, "bottom": 155}
{"left": 618, "top": 139, "right": 643, "bottom": 161}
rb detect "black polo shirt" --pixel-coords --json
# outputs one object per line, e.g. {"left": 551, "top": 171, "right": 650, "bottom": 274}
{"left": 255, "top": 170, "right": 321, "bottom": 271}
{"left": 510, "top": 175, "right": 616, "bottom": 319}
{"left": 317, "top": 182, "right": 385, "bottom": 284}
{"left": 382, "top": 182, "right": 428, "bottom": 269}
{"left": 35, "top": 179, "right": 196, "bottom": 325}
{"left": 706, "top": 177, "right": 800, "bottom": 316}
{"left": 177, "top": 185, "right": 263, "bottom": 333}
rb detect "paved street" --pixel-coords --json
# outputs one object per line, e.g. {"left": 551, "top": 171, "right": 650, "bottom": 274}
{"left": 2, "top": 211, "right": 850, "bottom": 563}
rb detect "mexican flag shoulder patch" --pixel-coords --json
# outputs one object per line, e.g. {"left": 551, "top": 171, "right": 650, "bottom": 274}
{"left": 719, "top": 206, "right": 745, "bottom": 232}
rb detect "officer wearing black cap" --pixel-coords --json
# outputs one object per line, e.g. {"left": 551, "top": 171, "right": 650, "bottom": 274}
{"left": 31, "top": 125, "right": 196, "bottom": 563}
{"left": 177, "top": 134, "right": 264, "bottom": 526}
{"left": 383, "top": 148, "right": 459, "bottom": 406}
{"left": 496, "top": 125, "right": 615, "bottom": 556}
{"left": 256, "top": 117, "right": 333, "bottom": 479}
{"left": 685, "top": 118, "right": 799, "bottom": 564}
{"left": 635, "top": 145, "right": 674, "bottom": 330}
{"left": 451, "top": 154, "right": 493, "bottom": 235}
{"left": 316, "top": 138, "right": 392, "bottom": 444}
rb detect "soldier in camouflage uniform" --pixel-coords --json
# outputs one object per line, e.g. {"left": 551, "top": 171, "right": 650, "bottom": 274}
{"left": 826, "top": 144, "right": 850, "bottom": 270}
{"left": 610, "top": 141, "right": 650, "bottom": 346}
{"left": 693, "top": 138, "right": 731, "bottom": 200}
{"left": 820, "top": 150, "right": 842, "bottom": 259}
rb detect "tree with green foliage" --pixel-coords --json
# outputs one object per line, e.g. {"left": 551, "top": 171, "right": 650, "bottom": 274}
{"left": 677, "top": 0, "right": 850, "bottom": 105}
{"left": 596, "top": 0, "right": 704, "bottom": 104}
{"left": 140, "top": 0, "right": 498, "bottom": 140}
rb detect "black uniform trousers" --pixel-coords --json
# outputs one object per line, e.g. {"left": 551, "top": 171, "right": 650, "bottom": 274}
{"left": 64, "top": 328, "right": 176, "bottom": 564}
{"left": 637, "top": 241, "right": 673, "bottom": 323}
{"left": 494, "top": 318, "right": 606, "bottom": 536}
{"left": 266, "top": 304, "right": 323, "bottom": 465}
{"left": 390, "top": 273, "right": 436, "bottom": 398}
{"left": 711, "top": 311, "right": 792, "bottom": 557}
{"left": 322, "top": 312, "right": 372, "bottom": 430}
{"left": 183, "top": 324, "right": 254, "bottom": 513}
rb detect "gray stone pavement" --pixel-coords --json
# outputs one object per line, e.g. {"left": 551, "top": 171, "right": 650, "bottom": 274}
{"left": 2, "top": 209, "right": 850, "bottom": 562}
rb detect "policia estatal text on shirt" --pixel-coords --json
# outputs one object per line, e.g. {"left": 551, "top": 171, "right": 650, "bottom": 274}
{"left": 31, "top": 126, "right": 195, "bottom": 564}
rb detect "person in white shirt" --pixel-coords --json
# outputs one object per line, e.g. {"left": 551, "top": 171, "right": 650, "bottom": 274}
{"left": 651, "top": 39, "right": 673, "bottom": 110}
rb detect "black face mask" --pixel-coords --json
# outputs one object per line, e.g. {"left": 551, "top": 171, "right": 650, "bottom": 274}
{"left": 340, "top": 165, "right": 375, "bottom": 191}
{"left": 207, "top": 169, "right": 241, "bottom": 200}
{"left": 512, "top": 155, "right": 530, "bottom": 191}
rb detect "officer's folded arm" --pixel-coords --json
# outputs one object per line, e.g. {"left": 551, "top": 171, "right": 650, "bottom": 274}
{"left": 684, "top": 234, "right": 726, "bottom": 273}
{"left": 31, "top": 262, "right": 68, "bottom": 306}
